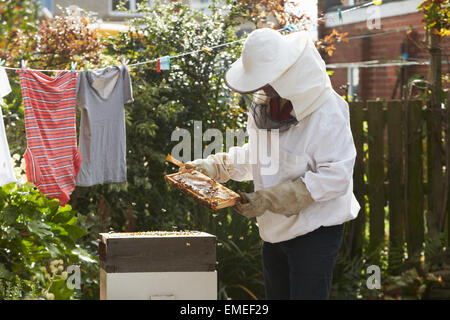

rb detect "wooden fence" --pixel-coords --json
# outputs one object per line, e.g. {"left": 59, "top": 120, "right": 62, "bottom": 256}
{"left": 343, "top": 99, "right": 450, "bottom": 267}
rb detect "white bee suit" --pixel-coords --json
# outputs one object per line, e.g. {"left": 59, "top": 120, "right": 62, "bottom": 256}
{"left": 216, "top": 34, "right": 360, "bottom": 243}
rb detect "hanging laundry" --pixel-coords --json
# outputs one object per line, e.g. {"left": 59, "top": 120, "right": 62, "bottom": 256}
{"left": 337, "top": 8, "right": 343, "bottom": 23}
{"left": 76, "top": 64, "right": 133, "bottom": 187}
{"left": 156, "top": 58, "right": 161, "bottom": 72}
{"left": 0, "top": 67, "right": 17, "bottom": 186}
{"left": 159, "top": 56, "right": 170, "bottom": 71}
{"left": 17, "top": 69, "right": 81, "bottom": 204}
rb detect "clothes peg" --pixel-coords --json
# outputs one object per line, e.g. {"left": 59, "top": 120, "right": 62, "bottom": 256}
{"left": 372, "top": 0, "right": 382, "bottom": 5}
{"left": 283, "top": 24, "right": 296, "bottom": 32}
{"left": 84, "top": 62, "right": 90, "bottom": 72}
{"left": 337, "top": 8, "right": 343, "bottom": 23}
{"left": 70, "top": 61, "right": 77, "bottom": 72}
{"left": 121, "top": 57, "right": 129, "bottom": 66}
{"left": 156, "top": 58, "right": 161, "bottom": 73}
{"left": 201, "top": 46, "right": 212, "bottom": 55}
{"left": 21, "top": 60, "right": 28, "bottom": 70}
{"left": 0, "top": 58, "right": 5, "bottom": 67}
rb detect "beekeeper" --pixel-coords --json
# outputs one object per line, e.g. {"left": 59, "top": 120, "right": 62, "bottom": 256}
{"left": 182, "top": 28, "right": 360, "bottom": 300}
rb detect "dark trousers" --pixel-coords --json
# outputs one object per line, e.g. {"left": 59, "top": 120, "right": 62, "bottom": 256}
{"left": 262, "top": 224, "right": 344, "bottom": 300}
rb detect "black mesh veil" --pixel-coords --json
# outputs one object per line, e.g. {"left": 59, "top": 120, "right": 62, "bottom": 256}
{"left": 245, "top": 91, "right": 298, "bottom": 132}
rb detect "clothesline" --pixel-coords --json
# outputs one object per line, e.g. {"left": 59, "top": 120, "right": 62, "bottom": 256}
{"left": 127, "top": 38, "right": 246, "bottom": 68}
{"left": 325, "top": 58, "right": 443, "bottom": 69}
{"left": 346, "top": 25, "right": 423, "bottom": 41}
{"left": 0, "top": 0, "right": 380, "bottom": 73}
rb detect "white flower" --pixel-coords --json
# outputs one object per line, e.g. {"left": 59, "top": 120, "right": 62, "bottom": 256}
{"left": 45, "top": 293, "right": 55, "bottom": 300}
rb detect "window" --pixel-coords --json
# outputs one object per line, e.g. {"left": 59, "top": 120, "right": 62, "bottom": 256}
{"left": 342, "top": 0, "right": 365, "bottom": 6}
{"left": 190, "top": 0, "right": 212, "bottom": 12}
{"left": 37, "top": 0, "right": 54, "bottom": 13}
{"left": 109, "top": 0, "right": 149, "bottom": 16}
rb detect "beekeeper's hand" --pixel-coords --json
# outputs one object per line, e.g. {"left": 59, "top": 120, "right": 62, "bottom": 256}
{"left": 180, "top": 158, "right": 218, "bottom": 179}
{"left": 234, "top": 178, "right": 314, "bottom": 219}
{"left": 179, "top": 154, "right": 237, "bottom": 183}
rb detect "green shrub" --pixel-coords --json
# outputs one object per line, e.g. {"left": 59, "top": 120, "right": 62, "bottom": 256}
{"left": 0, "top": 183, "right": 97, "bottom": 300}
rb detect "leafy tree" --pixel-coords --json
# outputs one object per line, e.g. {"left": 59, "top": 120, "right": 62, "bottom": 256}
{"left": 419, "top": 0, "right": 449, "bottom": 37}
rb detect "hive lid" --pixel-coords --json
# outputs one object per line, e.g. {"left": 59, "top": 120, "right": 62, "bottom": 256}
{"left": 99, "top": 230, "right": 214, "bottom": 243}
{"left": 99, "top": 230, "right": 217, "bottom": 273}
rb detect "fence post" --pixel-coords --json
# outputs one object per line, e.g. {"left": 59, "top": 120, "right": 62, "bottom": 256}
{"left": 349, "top": 101, "right": 366, "bottom": 257}
{"left": 426, "top": 100, "right": 444, "bottom": 239}
{"left": 406, "top": 100, "right": 425, "bottom": 260}
{"left": 367, "top": 100, "right": 386, "bottom": 259}
{"left": 430, "top": 31, "right": 443, "bottom": 237}
{"left": 447, "top": 95, "right": 450, "bottom": 248}
{"left": 386, "top": 100, "right": 405, "bottom": 273}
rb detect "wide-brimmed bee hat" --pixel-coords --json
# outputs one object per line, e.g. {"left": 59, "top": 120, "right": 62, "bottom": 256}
{"left": 224, "top": 28, "right": 309, "bottom": 93}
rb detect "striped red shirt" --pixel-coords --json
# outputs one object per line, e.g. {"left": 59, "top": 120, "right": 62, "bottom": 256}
{"left": 18, "top": 70, "right": 81, "bottom": 205}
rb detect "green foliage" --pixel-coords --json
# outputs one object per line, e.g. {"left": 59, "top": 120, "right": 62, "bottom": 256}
{"left": 418, "top": 0, "right": 450, "bottom": 37}
{"left": 331, "top": 230, "right": 450, "bottom": 300}
{"left": 331, "top": 248, "right": 381, "bottom": 299}
{"left": 381, "top": 266, "right": 443, "bottom": 299}
{"left": 0, "top": 183, "right": 97, "bottom": 300}
{"left": 216, "top": 221, "right": 265, "bottom": 299}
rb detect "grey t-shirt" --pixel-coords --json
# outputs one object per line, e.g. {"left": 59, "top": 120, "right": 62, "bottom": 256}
{"left": 76, "top": 65, "right": 133, "bottom": 186}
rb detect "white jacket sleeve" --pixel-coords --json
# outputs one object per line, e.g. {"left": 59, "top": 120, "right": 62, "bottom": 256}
{"left": 301, "top": 108, "right": 356, "bottom": 202}
{"left": 206, "top": 143, "right": 253, "bottom": 183}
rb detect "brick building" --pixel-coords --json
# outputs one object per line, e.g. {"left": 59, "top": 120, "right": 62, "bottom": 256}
{"left": 320, "top": 0, "right": 449, "bottom": 101}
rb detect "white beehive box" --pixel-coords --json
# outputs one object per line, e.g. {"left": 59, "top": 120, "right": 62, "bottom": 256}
{"left": 99, "top": 231, "right": 217, "bottom": 300}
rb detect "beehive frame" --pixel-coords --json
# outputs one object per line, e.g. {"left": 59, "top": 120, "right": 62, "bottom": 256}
{"left": 164, "top": 169, "right": 240, "bottom": 210}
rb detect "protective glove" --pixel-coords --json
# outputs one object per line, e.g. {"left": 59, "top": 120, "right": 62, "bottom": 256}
{"left": 234, "top": 178, "right": 314, "bottom": 219}
{"left": 179, "top": 154, "right": 234, "bottom": 183}
{"left": 180, "top": 158, "right": 218, "bottom": 179}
